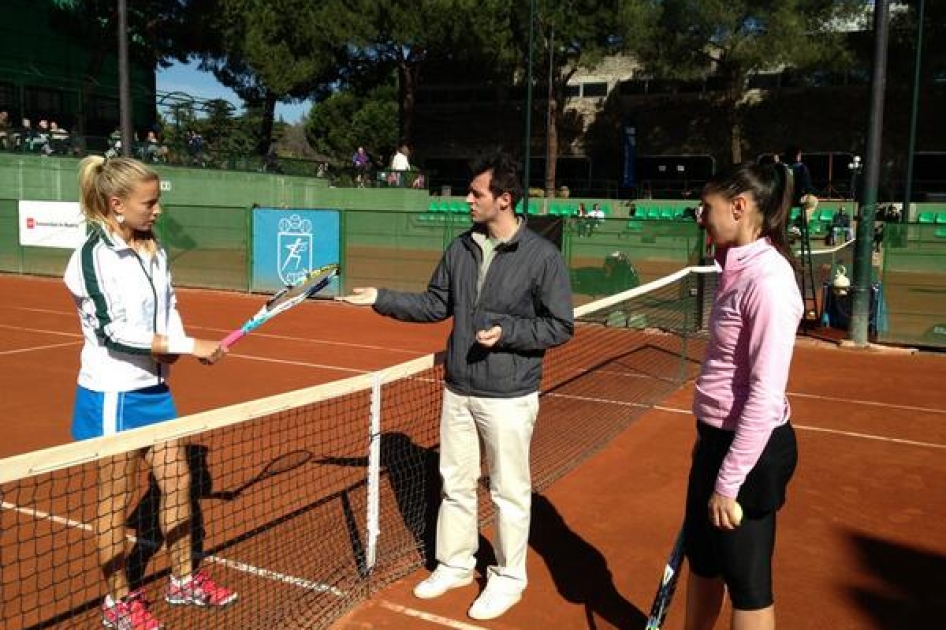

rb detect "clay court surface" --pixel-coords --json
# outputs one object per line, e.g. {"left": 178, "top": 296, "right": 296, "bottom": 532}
{"left": 1, "top": 273, "right": 944, "bottom": 629}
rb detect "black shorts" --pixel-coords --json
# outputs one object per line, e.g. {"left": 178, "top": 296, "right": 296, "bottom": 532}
{"left": 684, "top": 421, "right": 798, "bottom": 610}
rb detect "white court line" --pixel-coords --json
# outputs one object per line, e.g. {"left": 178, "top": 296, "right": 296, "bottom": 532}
{"left": 646, "top": 404, "right": 946, "bottom": 449}
{"left": 0, "top": 501, "right": 346, "bottom": 597}
{"left": 0, "top": 340, "right": 82, "bottom": 355}
{"left": 789, "top": 424, "right": 946, "bottom": 450}
{"left": 232, "top": 353, "right": 372, "bottom": 374}
{"left": 789, "top": 391, "right": 946, "bottom": 416}
{"left": 4, "top": 311, "right": 427, "bottom": 356}
{"left": 378, "top": 601, "right": 490, "bottom": 630}
{"left": 13, "top": 307, "right": 73, "bottom": 316}
{"left": 0, "top": 323, "right": 81, "bottom": 338}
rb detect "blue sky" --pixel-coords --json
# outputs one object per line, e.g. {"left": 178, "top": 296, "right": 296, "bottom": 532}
{"left": 156, "top": 60, "right": 312, "bottom": 124}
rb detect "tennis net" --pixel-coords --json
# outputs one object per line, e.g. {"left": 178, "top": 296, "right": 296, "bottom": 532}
{"left": 0, "top": 264, "right": 718, "bottom": 630}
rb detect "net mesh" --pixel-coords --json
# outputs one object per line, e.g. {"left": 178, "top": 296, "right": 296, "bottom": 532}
{"left": 0, "top": 265, "right": 717, "bottom": 630}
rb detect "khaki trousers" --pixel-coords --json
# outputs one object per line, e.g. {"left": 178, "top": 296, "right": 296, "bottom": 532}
{"left": 435, "top": 387, "right": 539, "bottom": 594}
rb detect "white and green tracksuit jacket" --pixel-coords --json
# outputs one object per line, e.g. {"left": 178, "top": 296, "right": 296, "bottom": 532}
{"left": 63, "top": 226, "right": 187, "bottom": 392}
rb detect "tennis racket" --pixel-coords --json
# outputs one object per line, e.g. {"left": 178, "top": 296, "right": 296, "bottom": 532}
{"left": 221, "top": 263, "right": 339, "bottom": 349}
{"left": 645, "top": 524, "right": 686, "bottom": 630}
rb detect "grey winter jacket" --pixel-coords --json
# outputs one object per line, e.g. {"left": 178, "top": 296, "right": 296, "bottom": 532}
{"left": 373, "top": 221, "right": 574, "bottom": 397}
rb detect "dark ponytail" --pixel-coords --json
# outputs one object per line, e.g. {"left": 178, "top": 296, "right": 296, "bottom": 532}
{"left": 702, "top": 161, "right": 796, "bottom": 267}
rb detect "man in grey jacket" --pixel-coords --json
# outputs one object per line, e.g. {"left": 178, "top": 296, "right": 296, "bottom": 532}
{"left": 337, "top": 152, "right": 573, "bottom": 620}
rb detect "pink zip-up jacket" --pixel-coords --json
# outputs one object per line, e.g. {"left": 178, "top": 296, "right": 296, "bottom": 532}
{"left": 692, "top": 237, "right": 803, "bottom": 499}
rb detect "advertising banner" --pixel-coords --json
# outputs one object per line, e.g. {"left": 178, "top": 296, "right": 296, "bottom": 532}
{"left": 251, "top": 208, "right": 341, "bottom": 296}
{"left": 18, "top": 201, "right": 86, "bottom": 249}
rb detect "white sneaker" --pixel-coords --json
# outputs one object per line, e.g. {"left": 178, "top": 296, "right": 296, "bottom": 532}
{"left": 412, "top": 566, "right": 474, "bottom": 599}
{"left": 467, "top": 584, "right": 522, "bottom": 620}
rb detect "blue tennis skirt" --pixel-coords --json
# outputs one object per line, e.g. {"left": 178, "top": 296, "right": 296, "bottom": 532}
{"left": 72, "top": 384, "right": 178, "bottom": 441}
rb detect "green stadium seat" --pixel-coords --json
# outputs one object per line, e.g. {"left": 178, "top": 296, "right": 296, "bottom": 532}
{"left": 436, "top": 200, "right": 451, "bottom": 213}
{"left": 935, "top": 212, "right": 946, "bottom": 224}
{"left": 515, "top": 200, "right": 523, "bottom": 214}
{"left": 789, "top": 207, "right": 801, "bottom": 221}
{"left": 659, "top": 207, "right": 676, "bottom": 220}
{"left": 918, "top": 211, "right": 936, "bottom": 224}
{"left": 646, "top": 207, "right": 661, "bottom": 220}
{"left": 818, "top": 208, "right": 836, "bottom": 222}
{"left": 808, "top": 220, "right": 828, "bottom": 237}
{"left": 450, "top": 200, "right": 468, "bottom": 213}
{"left": 936, "top": 226, "right": 946, "bottom": 239}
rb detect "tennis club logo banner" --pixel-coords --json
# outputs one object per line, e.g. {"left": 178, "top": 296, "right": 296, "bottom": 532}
{"left": 18, "top": 201, "right": 86, "bottom": 249}
{"left": 251, "top": 208, "right": 340, "bottom": 296}
{"left": 277, "top": 214, "right": 313, "bottom": 285}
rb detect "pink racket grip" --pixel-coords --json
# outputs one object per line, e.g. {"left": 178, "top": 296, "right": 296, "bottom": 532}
{"left": 221, "top": 329, "right": 246, "bottom": 350}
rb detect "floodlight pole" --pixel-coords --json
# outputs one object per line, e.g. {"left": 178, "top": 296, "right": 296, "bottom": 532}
{"left": 523, "top": 0, "right": 536, "bottom": 213}
{"left": 850, "top": 0, "right": 890, "bottom": 346}
{"left": 902, "top": 0, "right": 925, "bottom": 220}
{"left": 117, "top": 0, "right": 133, "bottom": 157}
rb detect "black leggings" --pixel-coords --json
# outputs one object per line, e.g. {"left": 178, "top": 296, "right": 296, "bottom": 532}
{"left": 684, "top": 421, "right": 797, "bottom": 610}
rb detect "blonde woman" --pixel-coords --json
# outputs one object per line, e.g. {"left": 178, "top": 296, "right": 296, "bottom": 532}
{"left": 64, "top": 156, "right": 236, "bottom": 630}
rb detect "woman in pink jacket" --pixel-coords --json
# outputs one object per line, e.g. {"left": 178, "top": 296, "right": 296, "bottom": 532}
{"left": 685, "top": 162, "right": 803, "bottom": 630}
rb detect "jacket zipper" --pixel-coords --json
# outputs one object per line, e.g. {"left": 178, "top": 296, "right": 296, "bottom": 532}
{"left": 132, "top": 250, "right": 162, "bottom": 385}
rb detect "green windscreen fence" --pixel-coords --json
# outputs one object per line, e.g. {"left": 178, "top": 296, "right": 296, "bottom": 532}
{"left": 879, "top": 224, "right": 946, "bottom": 348}
{"left": 156, "top": 205, "right": 251, "bottom": 291}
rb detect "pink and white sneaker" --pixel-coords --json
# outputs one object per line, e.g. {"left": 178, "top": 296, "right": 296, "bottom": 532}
{"left": 102, "top": 589, "right": 163, "bottom": 630}
{"left": 165, "top": 570, "right": 238, "bottom": 607}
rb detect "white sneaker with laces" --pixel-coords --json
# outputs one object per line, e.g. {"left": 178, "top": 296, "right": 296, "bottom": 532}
{"left": 412, "top": 566, "right": 474, "bottom": 599}
{"left": 467, "top": 583, "right": 522, "bottom": 620}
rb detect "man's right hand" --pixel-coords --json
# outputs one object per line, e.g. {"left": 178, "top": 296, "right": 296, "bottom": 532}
{"left": 336, "top": 287, "right": 378, "bottom": 306}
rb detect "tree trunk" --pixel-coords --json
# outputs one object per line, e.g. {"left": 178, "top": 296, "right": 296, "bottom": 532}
{"left": 398, "top": 61, "right": 420, "bottom": 145}
{"left": 257, "top": 91, "right": 277, "bottom": 155}
{"left": 77, "top": 21, "right": 115, "bottom": 138}
{"left": 545, "top": 94, "right": 558, "bottom": 198}
{"left": 730, "top": 117, "right": 743, "bottom": 164}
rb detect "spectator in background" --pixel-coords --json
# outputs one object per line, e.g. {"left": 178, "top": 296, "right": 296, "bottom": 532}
{"left": 389, "top": 144, "right": 411, "bottom": 187}
{"left": 831, "top": 207, "right": 853, "bottom": 245}
{"left": 15, "top": 118, "right": 36, "bottom": 152}
{"left": 186, "top": 130, "right": 206, "bottom": 167}
{"left": 35, "top": 120, "right": 54, "bottom": 155}
{"left": 49, "top": 121, "right": 70, "bottom": 155}
{"left": 575, "top": 202, "right": 590, "bottom": 237}
{"left": 587, "top": 202, "right": 605, "bottom": 236}
{"left": 352, "top": 146, "right": 370, "bottom": 187}
{"left": 786, "top": 145, "right": 818, "bottom": 222}
{"left": 0, "top": 110, "right": 10, "bottom": 150}
{"left": 391, "top": 143, "right": 411, "bottom": 172}
{"left": 142, "top": 130, "right": 168, "bottom": 163}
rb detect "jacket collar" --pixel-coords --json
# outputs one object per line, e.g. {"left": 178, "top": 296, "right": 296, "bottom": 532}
{"left": 468, "top": 215, "right": 526, "bottom": 250}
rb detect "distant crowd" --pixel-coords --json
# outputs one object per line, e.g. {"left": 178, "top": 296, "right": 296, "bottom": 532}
{"left": 0, "top": 111, "right": 73, "bottom": 155}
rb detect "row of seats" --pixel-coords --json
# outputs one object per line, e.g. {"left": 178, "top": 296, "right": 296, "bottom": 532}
{"left": 917, "top": 212, "right": 946, "bottom": 224}
{"left": 630, "top": 205, "right": 692, "bottom": 221}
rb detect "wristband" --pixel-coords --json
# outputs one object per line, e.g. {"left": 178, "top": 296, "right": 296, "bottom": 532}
{"left": 166, "top": 337, "right": 196, "bottom": 355}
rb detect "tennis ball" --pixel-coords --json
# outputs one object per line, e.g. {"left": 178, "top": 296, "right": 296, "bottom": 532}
{"left": 732, "top": 503, "right": 744, "bottom": 526}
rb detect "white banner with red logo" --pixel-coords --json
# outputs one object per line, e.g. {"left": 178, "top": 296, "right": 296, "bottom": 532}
{"left": 18, "top": 201, "right": 86, "bottom": 249}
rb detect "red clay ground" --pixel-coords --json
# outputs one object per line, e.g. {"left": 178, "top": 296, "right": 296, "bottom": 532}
{"left": 1, "top": 273, "right": 944, "bottom": 630}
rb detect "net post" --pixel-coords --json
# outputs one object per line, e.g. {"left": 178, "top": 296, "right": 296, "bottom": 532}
{"left": 365, "top": 372, "right": 383, "bottom": 573}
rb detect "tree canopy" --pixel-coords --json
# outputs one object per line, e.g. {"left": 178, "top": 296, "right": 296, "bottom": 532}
{"left": 619, "top": 0, "right": 866, "bottom": 162}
